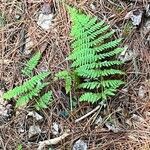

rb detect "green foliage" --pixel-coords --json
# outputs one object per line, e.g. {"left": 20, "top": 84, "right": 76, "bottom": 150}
{"left": 59, "top": 6, "right": 124, "bottom": 103}
{"left": 3, "top": 52, "right": 53, "bottom": 109}
{"left": 35, "top": 91, "right": 53, "bottom": 110}
{"left": 17, "top": 144, "right": 23, "bottom": 150}
{"left": 3, "top": 72, "right": 50, "bottom": 100}
{"left": 22, "top": 52, "right": 41, "bottom": 77}
{"left": 55, "top": 71, "right": 72, "bottom": 94}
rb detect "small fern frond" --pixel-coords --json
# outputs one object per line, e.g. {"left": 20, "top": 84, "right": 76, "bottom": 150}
{"left": 79, "top": 81, "right": 101, "bottom": 90}
{"left": 3, "top": 71, "right": 50, "bottom": 100}
{"left": 35, "top": 91, "right": 53, "bottom": 110}
{"left": 94, "top": 39, "right": 122, "bottom": 52}
{"left": 74, "top": 61, "right": 123, "bottom": 70}
{"left": 55, "top": 71, "right": 72, "bottom": 94}
{"left": 15, "top": 83, "right": 48, "bottom": 108}
{"left": 101, "top": 80, "right": 125, "bottom": 88}
{"left": 79, "top": 80, "right": 124, "bottom": 90}
{"left": 22, "top": 52, "right": 41, "bottom": 77}
{"left": 76, "top": 69, "right": 124, "bottom": 78}
{"left": 98, "top": 48, "right": 124, "bottom": 60}
{"left": 79, "top": 92, "right": 102, "bottom": 103}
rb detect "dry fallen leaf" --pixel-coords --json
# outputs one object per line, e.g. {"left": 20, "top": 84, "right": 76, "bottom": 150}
{"left": 125, "top": 9, "right": 143, "bottom": 26}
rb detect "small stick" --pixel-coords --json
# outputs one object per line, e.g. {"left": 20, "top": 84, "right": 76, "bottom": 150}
{"left": 37, "top": 132, "right": 70, "bottom": 150}
{"left": 75, "top": 105, "right": 100, "bottom": 123}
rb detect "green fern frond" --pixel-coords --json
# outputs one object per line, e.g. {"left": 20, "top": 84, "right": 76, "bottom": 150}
{"left": 22, "top": 52, "right": 41, "bottom": 77}
{"left": 79, "top": 80, "right": 124, "bottom": 90}
{"left": 79, "top": 92, "right": 102, "bottom": 103}
{"left": 55, "top": 71, "right": 72, "bottom": 94}
{"left": 76, "top": 69, "right": 124, "bottom": 78}
{"left": 66, "top": 6, "right": 125, "bottom": 103}
{"left": 73, "top": 61, "right": 123, "bottom": 70}
{"left": 35, "top": 91, "right": 53, "bottom": 110}
{"left": 79, "top": 86, "right": 118, "bottom": 103}
{"left": 15, "top": 83, "right": 48, "bottom": 108}
{"left": 3, "top": 71, "right": 50, "bottom": 100}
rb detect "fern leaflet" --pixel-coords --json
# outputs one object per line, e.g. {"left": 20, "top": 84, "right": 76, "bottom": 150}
{"left": 35, "top": 91, "right": 53, "bottom": 110}
{"left": 22, "top": 52, "right": 41, "bottom": 77}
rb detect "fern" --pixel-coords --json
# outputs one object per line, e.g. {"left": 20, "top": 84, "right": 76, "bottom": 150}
{"left": 55, "top": 71, "right": 72, "bottom": 94}
{"left": 3, "top": 51, "right": 53, "bottom": 109}
{"left": 22, "top": 52, "right": 41, "bottom": 77}
{"left": 15, "top": 82, "right": 49, "bottom": 108}
{"left": 3, "top": 72, "right": 50, "bottom": 100}
{"left": 35, "top": 91, "right": 53, "bottom": 110}
{"left": 60, "top": 6, "right": 125, "bottom": 103}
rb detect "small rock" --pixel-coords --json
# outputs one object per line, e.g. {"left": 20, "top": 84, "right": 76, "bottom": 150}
{"left": 28, "top": 125, "right": 41, "bottom": 138}
{"left": 27, "top": 111, "right": 43, "bottom": 121}
{"left": 73, "top": 139, "right": 87, "bottom": 150}
{"left": 15, "top": 14, "right": 21, "bottom": 20}
{"left": 51, "top": 122, "right": 61, "bottom": 136}
{"left": 37, "top": 13, "right": 53, "bottom": 30}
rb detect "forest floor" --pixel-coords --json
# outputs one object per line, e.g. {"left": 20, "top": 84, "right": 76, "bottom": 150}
{"left": 0, "top": 0, "right": 150, "bottom": 150}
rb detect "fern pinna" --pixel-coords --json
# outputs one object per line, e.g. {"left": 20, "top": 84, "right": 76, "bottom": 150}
{"left": 22, "top": 52, "right": 41, "bottom": 77}
{"left": 66, "top": 6, "right": 124, "bottom": 103}
{"left": 3, "top": 52, "right": 53, "bottom": 109}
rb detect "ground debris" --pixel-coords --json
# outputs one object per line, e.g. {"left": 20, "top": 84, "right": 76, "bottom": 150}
{"left": 37, "top": 2, "right": 54, "bottom": 30}
{"left": 125, "top": 9, "right": 143, "bottom": 26}
{"left": 28, "top": 125, "right": 42, "bottom": 139}
{"left": 72, "top": 139, "right": 88, "bottom": 150}
{"left": 38, "top": 132, "right": 70, "bottom": 150}
{"left": 138, "top": 86, "right": 146, "bottom": 99}
{"left": 105, "top": 122, "right": 122, "bottom": 133}
{"left": 118, "top": 46, "right": 133, "bottom": 62}
{"left": 0, "top": 90, "right": 12, "bottom": 124}
{"left": 27, "top": 111, "right": 43, "bottom": 121}
{"left": 51, "top": 122, "right": 61, "bottom": 136}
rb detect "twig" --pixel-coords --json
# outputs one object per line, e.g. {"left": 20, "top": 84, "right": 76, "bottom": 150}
{"left": 37, "top": 132, "right": 70, "bottom": 150}
{"left": 75, "top": 105, "right": 100, "bottom": 123}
